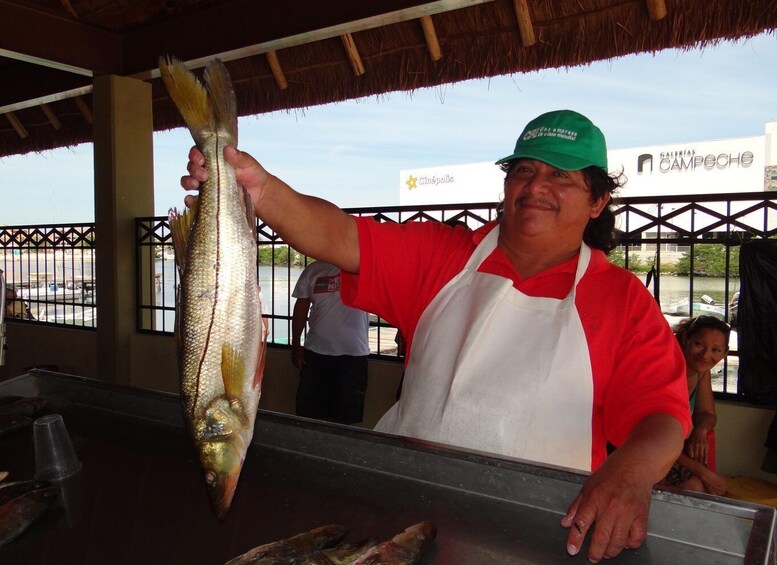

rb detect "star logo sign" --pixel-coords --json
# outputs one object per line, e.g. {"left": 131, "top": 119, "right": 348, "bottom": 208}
{"left": 405, "top": 175, "right": 417, "bottom": 190}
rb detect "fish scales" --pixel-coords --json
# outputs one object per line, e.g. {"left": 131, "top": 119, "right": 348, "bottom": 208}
{"left": 0, "top": 480, "right": 52, "bottom": 506}
{"left": 0, "top": 485, "right": 59, "bottom": 547}
{"left": 224, "top": 525, "right": 348, "bottom": 565}
{"left": 350, "top": 522, "right": 436, "bottom": 565}
{"left": 160, "top": 56, "right": 265, "bottom": 521}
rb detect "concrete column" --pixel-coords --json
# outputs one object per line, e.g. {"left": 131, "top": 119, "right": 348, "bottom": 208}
{"left": 92, "top": 75, "right": 154, "bottom": 384}
{"left": 765, "top": 121, "right": 777, "bottom": 192}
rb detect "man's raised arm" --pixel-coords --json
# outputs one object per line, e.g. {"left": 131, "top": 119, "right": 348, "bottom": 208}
{"left": 182, "top": 145, "right": 360, "bottom": 273}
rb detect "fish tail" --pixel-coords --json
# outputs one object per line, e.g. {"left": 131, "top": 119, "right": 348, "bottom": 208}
{"left": 203, "top": 59, "right": 238, "bottom": 146}
{"left": 158, "top": 56, "right": 215, "bottom": 146}
{"left": 205, "top": 59, "right": 255, "bottom": 234}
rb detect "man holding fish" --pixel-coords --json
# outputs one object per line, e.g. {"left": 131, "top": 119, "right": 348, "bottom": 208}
{"left": 181, "top": 109, "right": 690, "bottom": 563}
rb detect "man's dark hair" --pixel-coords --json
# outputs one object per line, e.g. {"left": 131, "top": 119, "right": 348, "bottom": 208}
{"left": 496, "top": 161, "right": 624, "bottom": 253}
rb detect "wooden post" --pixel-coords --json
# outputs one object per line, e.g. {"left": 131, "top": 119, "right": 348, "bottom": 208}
{"left": 645, "top": 0, "right": 667, "bottom": 21}
{"left": 74, "top": 96, "right": 93, "bottom": 124}
{"left": 266, "top": 51, "right": 289, "bottom": 90}
{"left": 420, "top": 16, "right": 443, "bottom": 61}
{"left": 341, "top": 33, "right": 365, "bottom": 76}
{"left": 513, "top": 0, "right": 536, "bottom": 47}
{"left": 5, "top": 112, "right": 28, "bottom": 139}
{"left": 41, "top": 104, "right": 62, "bottom": 130}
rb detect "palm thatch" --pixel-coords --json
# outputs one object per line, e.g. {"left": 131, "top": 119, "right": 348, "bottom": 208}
{"left": 1, "top": 0, "right": 775, "bottom": 157}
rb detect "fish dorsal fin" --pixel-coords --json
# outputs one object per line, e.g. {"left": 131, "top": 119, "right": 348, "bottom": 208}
{"left": 168, "top": 202, "right": 197, "bottom": 277}
{"left": 221, "top": 344, "right": 245, "bottom": 402}
{"left": 203, "top": 59, "right": 237, "bottom": 145}
{"left": 158, "top": 56, "right": 215, "bottom": 145}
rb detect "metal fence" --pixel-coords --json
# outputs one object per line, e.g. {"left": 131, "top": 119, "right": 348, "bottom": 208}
{"left": 133, "top": 192, "right": 777, "bottom": 399}
{"left": 134, "top": 203, "right": 500, "bottom": 355}
{"left": 0, "top": 223, "right": 96, "bottom": 328}
{"left": 2, "top": 191, "right": 775, "bottom": 398}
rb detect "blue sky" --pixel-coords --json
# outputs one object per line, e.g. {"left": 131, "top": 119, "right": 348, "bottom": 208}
{"left": 1, "top": 31, "right": 775, "bottom": 226}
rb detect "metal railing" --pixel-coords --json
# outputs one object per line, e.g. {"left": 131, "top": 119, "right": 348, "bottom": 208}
{"left": 134, "top": 203, "right": 499, "bottom": 354}
{"left": 2, "top": 191, "right": 773, "bottom": 397}
{"left": 134, "top": 191, "right": 777, "bottom": 399}
{"left": 0, "top": 223, "right": 96, "bottom": 328}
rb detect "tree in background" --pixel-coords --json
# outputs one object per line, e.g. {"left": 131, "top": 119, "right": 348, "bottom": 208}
{"left": 609, "top": 249, "right": 649, "bottom": 273}
{"left": 675, "top": 244, "right": 740, "bottom": 277}
{"left": 257, "top": 245, "right": 307, "bottom": 266}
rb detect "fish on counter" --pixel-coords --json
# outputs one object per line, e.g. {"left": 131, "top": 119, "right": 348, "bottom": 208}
{"left": 225, "top": 524, "right": 348, "bottom": 565}
{"left": 225, "top": 522, "right": 436, "bottom": 565}
{"left": 350, "top": 521, "right": 437, "bottom": 565}
{"left": 0, "top": 397, "right": 49, "bottom": 436}
{"left": 0, "top": 480, "right": 53, "bottom": 506}
{"left": 297, "top": 539, "right": 378, "bottom": 565}
{"left": 0, "top": 413, "right": 31, "bottom": 437}
{"left": 159, "top": 56, "right": 266, "bottom": 522}
{"left": 0, "top": 483, "right": 59, "bottom": 547}
{"left": 0, "top": 396, "right": 48, "bottom": 417}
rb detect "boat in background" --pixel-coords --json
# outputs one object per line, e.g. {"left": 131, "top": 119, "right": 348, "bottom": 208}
{"left": 661, "top": 294, "right": 726, "bottom": 321}
{"left": 19, "top": 281, "right": 94, "bottom": 303}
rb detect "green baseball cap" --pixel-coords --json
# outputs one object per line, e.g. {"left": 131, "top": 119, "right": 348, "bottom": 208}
{"left": 495, "top": 109, "right": 608, "bottom": 171}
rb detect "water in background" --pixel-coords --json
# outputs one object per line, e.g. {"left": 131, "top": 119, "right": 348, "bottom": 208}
{"left": 153, "top": 262, "right": 303, "bottom": 344}
{"left": 6, "top": 249, "right": 95, "bottom": 326}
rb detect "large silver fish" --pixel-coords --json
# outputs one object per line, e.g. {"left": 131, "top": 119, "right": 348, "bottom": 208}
{"left": 160, "top": 56, "right": 266, "bottom": 521}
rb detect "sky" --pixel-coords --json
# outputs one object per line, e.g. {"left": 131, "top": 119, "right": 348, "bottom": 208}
{"left": 1, "top": 31, "right": 776, "bottom": 226}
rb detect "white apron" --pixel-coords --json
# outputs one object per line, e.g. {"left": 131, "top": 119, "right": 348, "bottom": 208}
{"left": 375, "top": 226, "right": 595, "bottom": 471}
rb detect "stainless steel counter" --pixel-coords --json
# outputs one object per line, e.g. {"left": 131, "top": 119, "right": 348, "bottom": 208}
{"left": 0, "top": 369, "right": 774, "bottom": 564}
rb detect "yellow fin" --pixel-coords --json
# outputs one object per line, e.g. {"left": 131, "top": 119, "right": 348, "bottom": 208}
{"left": 203, "top": 59, "right": 237, "bottom": 145}
{"left": 158, "top": 56, "right": 214, "bottom": 146}
{"left": 221, "top": 344, "right": 246, "bottom": 401}
{"left": 168, "top": 201, "right": 197, "bottom": 277}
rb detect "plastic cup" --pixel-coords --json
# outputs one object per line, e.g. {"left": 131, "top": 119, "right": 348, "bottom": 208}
{"left": 33, "top": 414, "right": 82, "bottom": 481}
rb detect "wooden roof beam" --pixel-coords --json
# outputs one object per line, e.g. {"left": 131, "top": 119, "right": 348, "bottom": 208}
{"left": 5, "top": 112, "right": 28, "bottom": 139}
{"left": 124, "top": 0, "right": 495, "bottom": 79}
{"left": 74, "top": 96, "right": 93, "bottom": 125}
{"left": 420, "top": 15, "right": 442, "bottom": 61}
{"left": 40, "top": 104, "right": 62, "bottom": 130}
{"left": 512, "top": 0, "right": 536, "bottom": 47}
{"left": 266, "top": 51, "right": 289, "bottom": 90}
{"left": 645, "top": 0, "right": 667, "bottom": 21}
{"left": 341, "top": 33, "right": 365, "bottom": 76}
{"left": 58, "top": 0, "right": 78, "bottom": 18}
{"left": 0, "top": 0, "right": 121, "bottom": 76}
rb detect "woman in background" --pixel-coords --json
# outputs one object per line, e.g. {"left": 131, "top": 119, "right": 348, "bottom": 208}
{"left": 5, "top": 287, "right": 33, "bottom": 320}
{"left": 660, "top": 315, "right": 730, "bottom": 495}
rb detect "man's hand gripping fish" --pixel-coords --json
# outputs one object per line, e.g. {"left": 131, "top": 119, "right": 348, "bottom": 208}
{"left": 160, "top": 56, "right": 266, "bottom": 521}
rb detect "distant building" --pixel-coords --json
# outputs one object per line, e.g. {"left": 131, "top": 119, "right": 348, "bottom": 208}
{"left": 398, "top": 161, "right": 504, "bottom": 207}
{"left": 399, "top": 121, "right": 777, "bottom": 205}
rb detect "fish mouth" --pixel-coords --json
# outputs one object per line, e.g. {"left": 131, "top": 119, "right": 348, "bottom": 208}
{"left": 205, "top": 468, "right": 241, "bottom": 521}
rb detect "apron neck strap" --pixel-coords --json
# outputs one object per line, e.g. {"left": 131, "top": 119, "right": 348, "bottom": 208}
{"left": 464, "top": 225, "right": 500, "bottom": 270}
{"left": 466, "top": 225, "right": 593, "bottom": 293}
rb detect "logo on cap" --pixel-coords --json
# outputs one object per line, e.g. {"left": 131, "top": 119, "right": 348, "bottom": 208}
{"left": 522, "top": 126, "right": 579, "bottom": 142}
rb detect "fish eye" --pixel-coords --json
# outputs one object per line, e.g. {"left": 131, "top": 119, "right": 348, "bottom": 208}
{"left": 205, "top": 470, "right": 217, "bottom": 485}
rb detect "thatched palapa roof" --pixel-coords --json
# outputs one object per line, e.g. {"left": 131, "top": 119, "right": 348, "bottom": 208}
{"left": 1, "top": 0, "right": 776, "bottom": 158}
